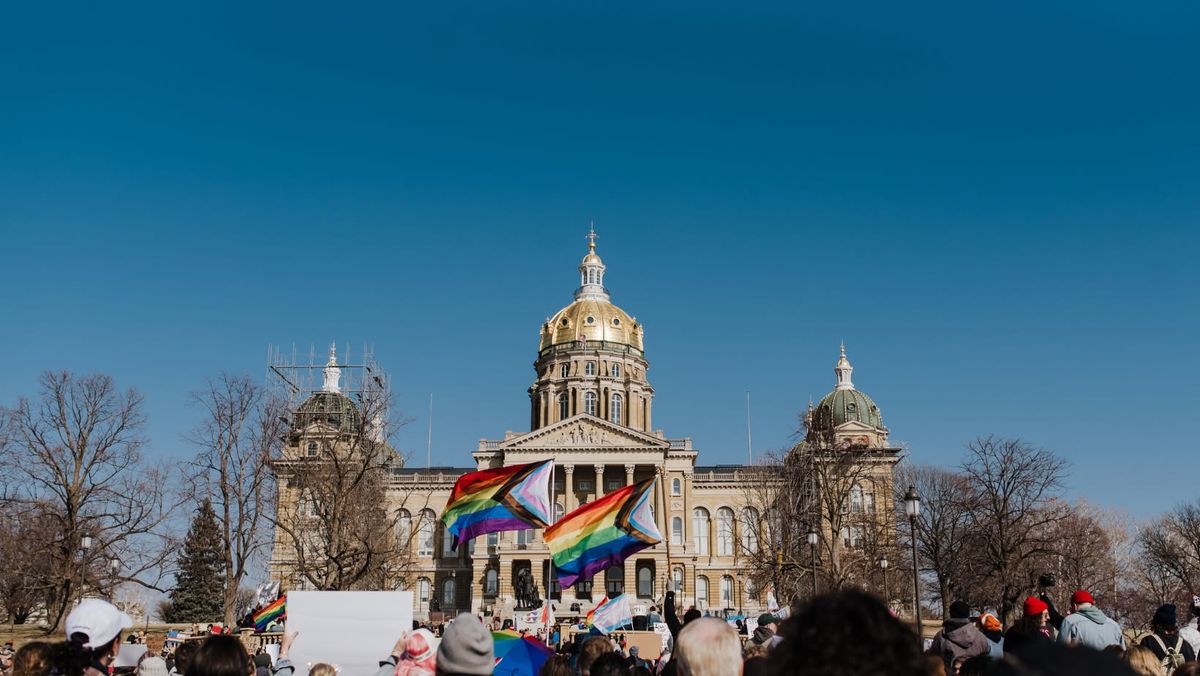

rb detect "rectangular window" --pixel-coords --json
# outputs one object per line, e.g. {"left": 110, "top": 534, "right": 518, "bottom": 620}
{"left": 579, "top": 480, "right": 593, "bottom": 491}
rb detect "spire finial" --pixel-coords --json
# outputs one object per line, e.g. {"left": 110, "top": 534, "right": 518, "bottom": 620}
{"left": 586, "top": 221, "right": 598, "bottom": 251}
{"left": 835, "top": 343, "right": 855, "bottom": 390}
{"left": 322, "top": 341, "right": 342, "bottom": 393}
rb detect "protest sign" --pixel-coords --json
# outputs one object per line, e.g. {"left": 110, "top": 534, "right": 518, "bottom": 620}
{"left": 285, "top": 591, "right": 414, "bottom": 676}
{"left": 112, "top": 645, "right": 147, "bottom": 668}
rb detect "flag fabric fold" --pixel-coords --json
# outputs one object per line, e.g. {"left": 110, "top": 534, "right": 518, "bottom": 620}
{"left": 252, "top": 595, "right": 285, "bottom": 632}
{"left": 586, "top": 594, "right": 633, "bottom": 635}
{"left": 441, "top": 460, "right": 554, "bottom": 549}
{"left": 544, "top": 478, "right": 661, "bottom": 588}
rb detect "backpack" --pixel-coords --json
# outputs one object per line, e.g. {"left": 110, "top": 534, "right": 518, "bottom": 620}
{"left": 1149, "top": 633, "right": 1187, "bottom": 675}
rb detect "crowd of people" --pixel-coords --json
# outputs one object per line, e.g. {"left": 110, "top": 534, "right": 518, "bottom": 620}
{"left": 0, "top": 589, "right": 1196, "bottom": 676}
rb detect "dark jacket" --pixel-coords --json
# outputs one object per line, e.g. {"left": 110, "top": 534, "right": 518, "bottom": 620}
{"left": 1141, "top": 632, "right": 1196, "bottom": 665}
{"left": 1004, "top": 621, "right": 1053, "bottom": 657}
{"left": 930, "top": 619, "right": 990, "bottom": 671}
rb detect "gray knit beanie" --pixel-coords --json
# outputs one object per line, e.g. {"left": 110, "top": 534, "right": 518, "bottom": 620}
{"left": 435, "top": 614, "right": 494, "bottom": 675}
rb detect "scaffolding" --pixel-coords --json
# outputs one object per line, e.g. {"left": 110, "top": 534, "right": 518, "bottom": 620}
{"left": 265, "top": 341, "right": 390, "bottom": 416}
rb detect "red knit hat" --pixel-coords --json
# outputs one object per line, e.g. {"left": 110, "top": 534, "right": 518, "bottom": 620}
{"left": 1071, "top": 590, "right": 1095, "bottom": 605}
{"left": 1024, "top": 596, "right": 1048, "bottom": 616}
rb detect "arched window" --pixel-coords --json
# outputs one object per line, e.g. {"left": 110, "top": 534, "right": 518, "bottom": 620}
{"left": 741, "top": 507, "right": 760, "bottom": 554}
{"left": 611, "top": 363, "right": 621, "bottom": 378}
{"left": 441, "top": 523, "right": 456, "bottom": 556}
{"left": 606, "top": 565, "right": 624, "bottom": 596}
{"left": 692, "top": 507, "right": 710, "bottom": 555}
{"left": 850, "top": 484, "right": 864, "bottom": 514}
{"left": 558, "top": 393, "right": 569, "bottom": 420}
{"left": 672, "top": 566, "right": 685, "bottom": 593}
{"left": 671, "top": 478, "right": 682, "bottom": 496}
{"left": 418, "top": 577, "right": 431, "bottom": 604}
{"left": 560, "top": 363, "right": 570, "bottom": 378}
{"left": 637, "top": 564, "right": 653, "bottom": 598}
{"left": 716, "top": 507, "right": 734, "bottom": 556}
{"left": 671, "top": 517, "right": 684, "bottom": 545}
{"left": 396, "top": 509, "right": 412, "bottom": 550}
{"left": 585, "top": 361, "right": 596, "bottom": 376}
{"left": 721, "top": 575, "right": 734, "bottom": 606}
{"left": 696, "top": 575, "right": 709, "bottom": 609}
{"left": 484, "top": 569, "right": 498, "bottom": 596}
{"left": 584, "top": 391, "right": 597, "bottom": 416}
{"left": 610, "top": 394, "right": 623, "bottom": 425}
{"left": 417, "top": 509, "right": 435, "bottom": 557}
{"left": 442, "top": 578, "right": 456, "bottom": 608}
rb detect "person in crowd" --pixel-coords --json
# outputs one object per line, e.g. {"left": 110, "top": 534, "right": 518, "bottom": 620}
{"left": 956, "top": 655, "right": 991, "bottom": 676}
{"left": 647, "top": 607, "right": 663, "bottom": 626}
{"left": 1140, "top": 604, "right": 1196, "bottom": 673}
{"left": 136, "top": 655, "right": 168, "bottom": 676}
{"left": 749, "top": 613, "right": 779, "bottom": 649}
{"left": 590, "top": 652, "right": 631, "bottom": 676}
{"left": 537, "top": 656, "right": 573, "bottom": 676}
{"left": 1123, "top": 645, "right": 1165, "bottom": 676}
{"left": 392, "top": 629, "right": 438, "bottom": 676}
{"left": 766, "top": 589, "right": 931, "bottom": 676}
{"left": 1181, "top": 599, "right": 1200, "bottom": 658}
{"left": 735, "top": 619, "right": 746, "bottom": 636}
{"left": 629, "top": 667, "right": 652, "bottom": 676}
{"left": 1004, "top": 597, "right": 1054, "bottom": 655}
{"left": 433, "top": 614, "right": 493, "bottom": 676}
{"left": 169, "top": 641, "right": 199, "bottom": 676}
{"left": 929, "top": 601, "right": 990, "bottom": 672}
{"left": 977, "top": 613, "right": 1004, "bottom": 659}
{"left": 11, "top": 642, "right": 54, "bottom": 676}
{"left": 58, "top": 598, "right": 135, "bottom": 676}
{"left": 578, "top": 636, "right": 612, "bottom": 676}
{"left": 251, "top": 654, "right": 271, "bottom": 676}
{"left": 187, "top": 636, "right": 253, "bottom": 676}
{"left": 1056, "top": 590, "right": 1125, "bottom": 651}
{"left": 306, "top": 666, "right": 335, "bottom": 676}
{"left": 674, "top": 617, "right": 741, "bottom": 676}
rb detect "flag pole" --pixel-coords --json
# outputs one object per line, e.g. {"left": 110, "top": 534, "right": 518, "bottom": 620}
{"left": 545, "top": 460, "right": 556, "bottom": 643}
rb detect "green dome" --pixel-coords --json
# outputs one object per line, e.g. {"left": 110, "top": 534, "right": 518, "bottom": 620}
{"left": 815, "top": 388, "right": 884, "bottom": 430}
{"left": 295, "top": 391, "right": 361, "bottom": 431}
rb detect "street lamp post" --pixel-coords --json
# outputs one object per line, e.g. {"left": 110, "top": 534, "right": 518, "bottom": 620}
{"left": 806, "top": 528, "right": 818, "bottom": 597}
{"left": 78, "top": 535, "right": 93, "bottom": 601}
{"left": 109, "top": 558, "right": 120, "bottom": 600}
{"left": 904, "top": 486, "right": 922, "bottom": 635}
{"left": 879, "top": 556, "right": 889, "bottom": 606}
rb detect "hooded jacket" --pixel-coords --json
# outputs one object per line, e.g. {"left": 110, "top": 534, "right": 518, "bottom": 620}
{"left": 1056, "top": 605, "right": 1124, "bottom": 650}
{"left": 930, "top": 618, "right": 990, "bottom": 671}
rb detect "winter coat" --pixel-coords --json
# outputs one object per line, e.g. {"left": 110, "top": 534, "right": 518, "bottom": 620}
{"left": 1180, "top": 622, "right": 1200, "bottom": 658}
{"left": 751, "top": 626, "right": 775, "bottom": 646}
{"left": 929, "top": 619, "right": 990, "bottom": 672}
{"left": 1057, "top": 605, "right": 1125, "bottom": 651}
{"left": 1003, "top": 622, "right": 1053, "bottom": 657}
{"left": 1140, "top": 631, "right": 1196, "bottom": 667}
{"left": 981, "top": 629, "right": 1005, "bottom": 659}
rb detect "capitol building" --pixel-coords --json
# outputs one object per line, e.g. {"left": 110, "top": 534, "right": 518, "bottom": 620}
{"left": 268, "top": 233, "right": 902, "bottom": 621}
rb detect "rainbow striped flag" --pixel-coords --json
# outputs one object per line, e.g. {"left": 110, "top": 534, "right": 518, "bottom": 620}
{"left": 441, "top": 460, "right": 554, "bottom": 549}
{"left": 544, "top": 478, "right": 661, "bottom": 588}
{"left": 585, "top": 594, "right": 633, "bottom": 635}
{"left": 252, "top": 595, "right": 285, "bottom": 632}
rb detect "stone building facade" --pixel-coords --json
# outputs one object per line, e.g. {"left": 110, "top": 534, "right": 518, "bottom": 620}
{"left": 268, "top": 233, "right": 903, "bottom": 621}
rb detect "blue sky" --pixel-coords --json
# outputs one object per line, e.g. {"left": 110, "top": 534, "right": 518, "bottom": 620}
{"left": 1, "top": 1, "right": 1197, "bottom": 518}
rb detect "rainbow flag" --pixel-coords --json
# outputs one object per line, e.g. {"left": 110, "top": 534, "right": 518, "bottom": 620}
{"left": 252, "top": 595, "right": 285, "bottom": 632}
{"left": 544, "top": 478, "right": 661, "bottom": 588}
{"left": 441, "top": 460, "right": 553, "bottom": 549}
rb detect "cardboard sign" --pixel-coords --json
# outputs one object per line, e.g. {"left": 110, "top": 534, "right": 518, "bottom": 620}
{"left": 112, "top": 644, "right": 148, "bottom": 668}
{"left": 285, "top": 591, "right": 414, "bottom": 676}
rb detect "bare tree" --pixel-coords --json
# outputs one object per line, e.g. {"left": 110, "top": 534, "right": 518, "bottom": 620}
{"left": 188, "top": 374, "right": 287, "bottom": 625}
{"left": 1136, "top": 498, "right": 1200, "bottom": 621}
{"left": 2, "top": 371, "right": 181, "bottom": 630}
{"left": 895, "top": 463, "right": 978, "bottom": 619}
{"left": 0, "top": 504, "right": 56, "bottom": 623}
{"left": 738, "top": 451, "right": 818, "bottom": 603}
{"left": 959, "top": 435, "right": 1069, "bottom": 623}
{"left": 270, "top": 385, "right": 420, "bottom": 590}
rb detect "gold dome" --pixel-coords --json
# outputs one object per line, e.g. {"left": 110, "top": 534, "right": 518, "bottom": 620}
{"left": 540, "top": 298, "right": 644, "bottom": 352}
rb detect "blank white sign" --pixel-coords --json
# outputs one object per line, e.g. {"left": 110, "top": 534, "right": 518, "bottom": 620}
{"left": 285, "top": 591, "right": 414, "bottom": 676}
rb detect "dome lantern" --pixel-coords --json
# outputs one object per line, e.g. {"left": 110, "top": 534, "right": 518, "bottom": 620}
{"left": 835, "top": 341, "right": 854, "bottom": 391}
{"left": 576, "top": 223, "right": 609, "bottom": 301}
{"left": 322, "top": 342, "right": 342, "bottom": 393}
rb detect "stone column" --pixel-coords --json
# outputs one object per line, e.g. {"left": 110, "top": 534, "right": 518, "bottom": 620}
{"left": 594, "top": 464, "right": 606, "bottom": 497}
{"left": 625, "top": 463, "right": 636, "bottom": 486}
{"left": 547, "top": 384, "right": 556, "bottom": 425}
{"left": 563, "top": 465, "right": 575, "bottom": 513}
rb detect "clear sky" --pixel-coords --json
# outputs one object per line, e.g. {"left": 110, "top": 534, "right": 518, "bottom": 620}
{"left": 1, "top": 1, "right": 1197, "bottom": 519}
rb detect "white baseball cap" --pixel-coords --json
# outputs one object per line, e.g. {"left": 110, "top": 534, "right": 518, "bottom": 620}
{"left": 65, "top": 599, "right": 134, "bottom": 648}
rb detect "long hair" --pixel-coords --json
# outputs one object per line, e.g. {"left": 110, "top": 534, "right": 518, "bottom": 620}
{"left": 13, "top": 642, "right": 55, "bottom": 676}
{"left": 54, "top": 632, "right": 120, "bottom": 676}
{"left": 187, "top": 636, "right": 249, "bottom": 676}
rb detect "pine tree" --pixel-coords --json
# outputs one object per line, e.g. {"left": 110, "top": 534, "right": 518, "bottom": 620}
{"left": 166, "top": 499, "right": 226, "bottom": 623}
